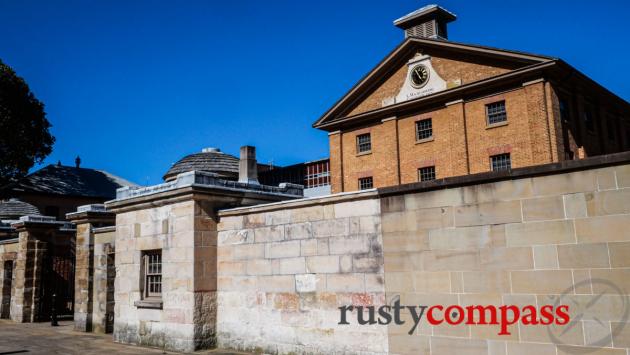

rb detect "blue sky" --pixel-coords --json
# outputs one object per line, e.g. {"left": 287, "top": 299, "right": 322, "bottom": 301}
{"left": 1, "top": 0, "right": 629, "bottom": 185}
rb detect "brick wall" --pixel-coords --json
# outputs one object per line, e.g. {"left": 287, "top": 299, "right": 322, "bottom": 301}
{"left": 334, "top": 83, "right": 561, "bottom": 192}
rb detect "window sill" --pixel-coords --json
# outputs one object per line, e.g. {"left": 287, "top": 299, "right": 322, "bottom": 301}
{"left": 486, "top": 121, "right": 508, "bottom": 129}
{"left": 415, "top": 137, "right": 434, "bottom": 144}
{"left": 356, "top": 151, "right": 372, "bottom": 157}
{"left": 134, "top": 299, "right": 163, "bottom": 309}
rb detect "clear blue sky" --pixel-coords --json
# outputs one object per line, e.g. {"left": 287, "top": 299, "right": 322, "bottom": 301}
{"left": 1, "top": 0, "right": 629, "bottom": 185}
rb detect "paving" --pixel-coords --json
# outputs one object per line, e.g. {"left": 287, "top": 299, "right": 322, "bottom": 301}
{"left": 0, "top": 320, "right": 249, "bottom": 355}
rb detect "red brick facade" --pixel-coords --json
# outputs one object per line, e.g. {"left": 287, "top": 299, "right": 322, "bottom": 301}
{"left": 317, "top": 42, "right": 630, "bottom": 193}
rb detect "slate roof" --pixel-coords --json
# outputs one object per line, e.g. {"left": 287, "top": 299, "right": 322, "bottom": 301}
{"left": 0, "top": 198, "right": 41, "bottom": 220}
{"left": 163, "top": 149, "right": 240, "bottom": 181}
{"left": 3, "top": 165, "right": 137, "bottom": 199}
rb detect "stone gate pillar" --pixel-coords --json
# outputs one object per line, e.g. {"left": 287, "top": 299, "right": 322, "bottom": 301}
{"left": 9, "top": 216, "right": 59, "bottom": 323}
{"left": 67, "top": 205, "right": 115, "bottom": 332}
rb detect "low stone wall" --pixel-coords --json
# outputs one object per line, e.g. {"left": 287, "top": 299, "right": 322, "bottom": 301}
{"left": 217, "top": 156, "right": 630, "bottom": 354}
{"left": 380, "top": 163, "right": 630, "bottom": 354}
{"left": 217, "top": 192, "right": 389, "bottom": 354}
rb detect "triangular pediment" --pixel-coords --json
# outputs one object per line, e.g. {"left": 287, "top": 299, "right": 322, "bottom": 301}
{"left": 313, "top": 37, "right": 554, "bottom": 129}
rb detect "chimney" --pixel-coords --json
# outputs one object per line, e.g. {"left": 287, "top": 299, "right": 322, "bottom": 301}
{"left": 75, "top": 155, "right": 81, "bottom": 168}
{"left": 393, "top": 4, "right": 456, "bottom": 40}
{"left": 238, "top": 145, "right": 259, "bottom": 185}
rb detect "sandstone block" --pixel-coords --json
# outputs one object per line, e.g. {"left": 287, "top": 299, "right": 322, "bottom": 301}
{"left": 608, "top": 241, "right": 630, "bottom": 267}
{"left": 533, "top": 245, "right": 559, "bottom": 269}
{"left": 265, "top": 240, "right": 301, "bottom": 259}
{"left": 415, "top": 206, "right": 454, "bottom": 229}
{"left": 506, "top": 219, "right": 575, "bottom": 246}
{"left": 311, "top": 219, "right": 346, "bottom": 238}
{"left": 275, "top": 257, "right": 306, "bottom": 275}
{"left": 326, "top": 273, "right": 365, "bottom": 292}
{"left": 429, "top": 225, "right": 505, "bottom": 250}
{"left": 328, "top": 235, "right": 371, "bottom": 255}
{"left": 564, "top": 193, "right": 588, "bottom": 218}
{"left": 532, "top": 170, "right": 597, "bottom": 196}
{"left": 284, "top": 222, "right": 312, "bottom": 240}
{"left": 463, "top": 271, "right": 511, "bottom": 293}
{"left": 522, "top": 196, "right": 564, "bottom": 221}
{"left": 430, "top": 337, "right": 487, "bottom": 355}
{"left": 455, "top": 200, "right": 521, "bottom": 227}
{"left": 245, "top": 259, "right": 272, "bottom": 276}
{"left": 557, "top": 243, "right": 610, "bottom": 268}
{"left": 576, "top": 214, "right": 630, "bottom": 243}
{"left": 585, "top": 189, "right": 630, "bottom": 216}
{"left": 232, "top": 244, "right": 265, "bottom": 260}
{"left": 334, "top": 200, "right": 379, "bottom": 218}
{"left": 511, "top": 270, "right": 573, "bottom": 294}
{"left": 305, "top": 255, "right": 339, "bottom": 274}
{"left": 254, "top": 226, "right": 284, "bottom": 243}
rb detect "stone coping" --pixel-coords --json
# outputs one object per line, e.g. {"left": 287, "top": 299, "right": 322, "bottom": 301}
{"left": 113, "top": 170, "right": 304, "bottom": 202}
{"left": 218, "top": 188, "right": 378, "bottom": 216}
{"left": 218, "top": 151, "right": 630, "bottom": 217}
{"left": 0, "top": 238, "right": 18, "bottom": 245}
{"left": 93, "top": 226, "right": 115, "bottom": 234}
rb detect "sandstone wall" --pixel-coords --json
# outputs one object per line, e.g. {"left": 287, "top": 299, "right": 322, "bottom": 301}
{"left": 217, "top": 193, "right": 389, "bottom": 354}
{"left": 380, "top": 163, "right": 630, "bottom": 354}
{"left": 114, "top": 200, "right": 204, "bottom": 351}
{"left": 93, "top": 227, "right": 115, "bottom": 333}
{"left": 217, "top": 160, "right": 630, "bottom": 354}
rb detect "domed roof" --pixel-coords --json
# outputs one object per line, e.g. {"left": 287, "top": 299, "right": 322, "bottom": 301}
{"left": 163, "top": 148, "right": 239, "bottom": 181}
{"left": 0, "top": 198, "right": 41, "bottom": 220}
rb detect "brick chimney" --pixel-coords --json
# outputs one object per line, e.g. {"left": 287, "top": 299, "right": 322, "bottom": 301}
{"left": 393, "top": 4, "right": 456, "bottom": 40}
{"left": 238, "top": 146, "right": 259, "bottom": 185}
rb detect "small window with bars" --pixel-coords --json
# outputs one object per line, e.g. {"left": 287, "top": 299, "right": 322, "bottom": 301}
{"left": 356, "top": 133, "right": 372, "bottom": 154}
{"left": 358, "top": 177, "right": 373, "bottom": 190}
{"left": 418, "top": 166, "right": 436, "bottom": 182}
{"left": 142, "top": 250, "right": 162, "bottom": 299}
{"left": 490, "top": 153, "right": 511, "bottom": 172}
{"left": 416, "top": 119, "right": 433, "bottom": 141}
{"left": 486, "top": 101, "right": 507, "bottom": 125}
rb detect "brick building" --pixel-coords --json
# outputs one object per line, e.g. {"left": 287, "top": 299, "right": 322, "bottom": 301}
{"left": 313, "top": 5, "right": 630, "bottom": 193}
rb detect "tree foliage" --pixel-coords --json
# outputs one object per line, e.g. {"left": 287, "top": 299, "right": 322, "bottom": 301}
{"left": 0, "top": 59, "right": 55, "bottom": 187}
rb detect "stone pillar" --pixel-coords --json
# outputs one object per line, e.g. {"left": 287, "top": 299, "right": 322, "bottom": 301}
{"left": 9, "top": 217, "right": 58, "bottom": 323}
{"left": 66, "top": 205, "right": 115, "bottom": 332}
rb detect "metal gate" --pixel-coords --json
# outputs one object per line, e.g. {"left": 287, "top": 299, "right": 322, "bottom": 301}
{"left": 39, "top": 246, "right": 75, "bottom": 321}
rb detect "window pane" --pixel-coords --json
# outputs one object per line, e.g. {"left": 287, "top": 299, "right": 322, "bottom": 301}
{"left": 356, "top": 133, "right": 371, "bottom": 153}
{"left": 490, "top": 153, "right": 511, "bottom": 171}
{"left": 358, "top": 177, "right": 373, "bottom": 190}
{"left": 418, "top": 166, "right": 436, "bottom": 181}
{"left": 416, "top": 119, "right": 433, "bottom": 140}
{"left": 144, "top": 250, "right": 162, "bottom": 298}
{"left": 486, "top": 101, "right": 507, "bottom": 125}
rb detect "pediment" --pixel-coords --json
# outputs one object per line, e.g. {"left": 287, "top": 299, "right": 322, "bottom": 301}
{"left": 313, "top": 38, "right": 553, "bottom": 129}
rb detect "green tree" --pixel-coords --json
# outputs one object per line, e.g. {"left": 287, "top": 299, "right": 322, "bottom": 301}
{"left": 0, "top": 59, "right": 55, "bottom": 186}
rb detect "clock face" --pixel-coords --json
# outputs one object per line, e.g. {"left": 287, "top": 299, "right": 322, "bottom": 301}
{"left": 410, "top": 64, "right": 430, "bottom": 88}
